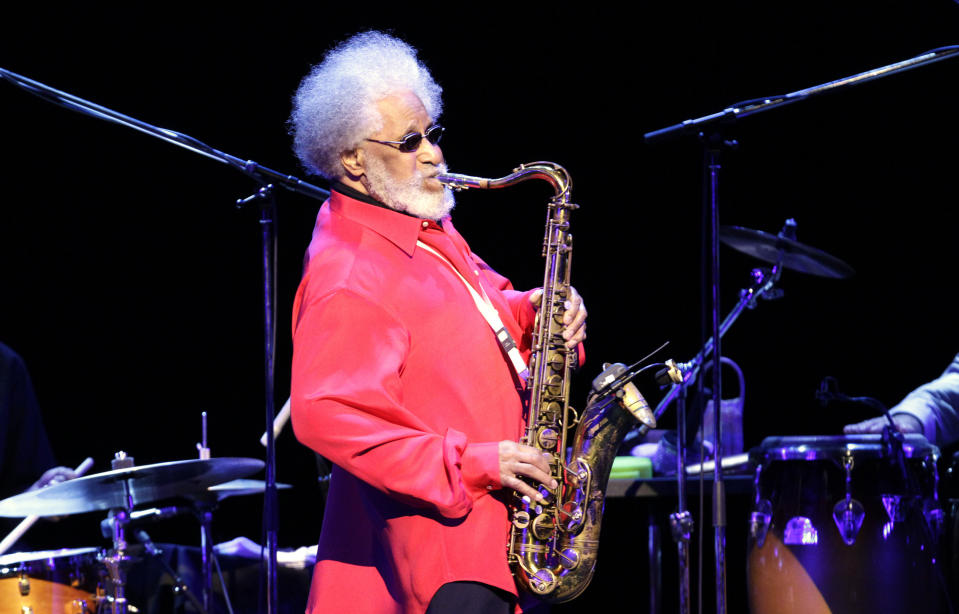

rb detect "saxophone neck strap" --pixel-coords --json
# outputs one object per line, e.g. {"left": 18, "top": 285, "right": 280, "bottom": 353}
{"left": 416, "top": 240, "right": 529, "bottom": 381}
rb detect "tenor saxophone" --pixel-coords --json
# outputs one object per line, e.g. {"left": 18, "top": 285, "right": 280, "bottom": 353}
{"left": 438, "top": 162, "right": 656, "bottom": 603}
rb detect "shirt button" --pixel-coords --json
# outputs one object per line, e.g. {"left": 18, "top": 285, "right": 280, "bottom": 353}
{"left": 422, "top": 221, "right": 429, "bottom": 228}
{"left": 474, "top": 270, "right": 479, "bottom": 275}
{"left": 486, "top": 485, "right": 494, "bottom": 490}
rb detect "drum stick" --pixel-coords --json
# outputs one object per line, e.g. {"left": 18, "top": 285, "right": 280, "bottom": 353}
{"left": 259, "top": 397, "right": 292, "bottom": 447}
{"left": 0, "top": 456, "right": 95, "bottom": 556}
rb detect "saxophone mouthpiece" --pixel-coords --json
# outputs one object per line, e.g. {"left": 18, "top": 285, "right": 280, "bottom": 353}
{"left": 436, "top": 172, "right": 489, "bottom": 191}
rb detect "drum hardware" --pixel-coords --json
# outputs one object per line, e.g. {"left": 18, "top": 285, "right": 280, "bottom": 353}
{"left": 135, "top": 529, "right": 209, "bottom": 614}
{"left": 749, "top": 498, "right": 773, "bottom": 549}
{"left": 832, "top": 451, "right": 866, "bottom": 546}
{"left": 196, "top": 413, "right": 215, "bottom": 614}
{"left": 181, "top": 413, "right": 294, "bottom": 614}
{"left": 669, "top": 510, "right": 694, "bottom": 545}
{"left": 100, "top": 506, "right": 133, "bottom": 614}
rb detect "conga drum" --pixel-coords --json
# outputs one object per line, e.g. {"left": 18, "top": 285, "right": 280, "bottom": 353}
{"left": 747, "top": 434, "right": 946, "bottom": 614}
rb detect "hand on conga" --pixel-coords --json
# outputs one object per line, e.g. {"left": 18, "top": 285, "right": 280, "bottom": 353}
{"left": 843, "top": 414, "right": 923, "bottom": 435}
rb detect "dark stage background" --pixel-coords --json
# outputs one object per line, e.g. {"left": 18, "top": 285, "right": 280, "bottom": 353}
{"left": 2, "top": 2, "right": 958, "bottom": 612}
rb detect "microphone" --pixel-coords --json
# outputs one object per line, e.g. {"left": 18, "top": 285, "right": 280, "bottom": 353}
{"left": 816, "top": 375, "right": 841, "bottom": 406}
{"left": 816, "top": 376, "right": 897, "bottom": 430}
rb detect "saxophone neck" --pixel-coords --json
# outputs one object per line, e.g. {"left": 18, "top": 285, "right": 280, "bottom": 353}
{"left": 438, "top": 162, "right": 571, "bottom": 199}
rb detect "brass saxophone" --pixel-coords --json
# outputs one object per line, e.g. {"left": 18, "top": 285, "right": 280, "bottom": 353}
{"left": 438, "top": 162, "right": 657, "bottom": 603}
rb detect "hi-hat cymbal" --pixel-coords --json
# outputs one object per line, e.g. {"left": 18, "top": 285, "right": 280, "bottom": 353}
{"left": 0, "top": 457, "right": 264, "bottom": 517}
{"left": 720, "top": 225, "right": 855, "bottom": 279}
{"left": 203, "top": 479, "right": 292, "bottom": 501}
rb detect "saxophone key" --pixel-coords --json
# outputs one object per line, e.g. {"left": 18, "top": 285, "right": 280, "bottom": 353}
{"left": 529, "top": 569, "right": 557, "bottom": 595}
{"left": 559, "top": 548, "right": 580, "bottom": 570}
{"left": 531, "top": 513, "right": 556, "bottom": 540}
{"left": 512, "top": 510, "right": 531, "bottom": 529}
{"left": 537, "top": 427, "right": 559, "bottom": 450}
{"left": 545, "top": 374, "right": 563, "bottom": 395}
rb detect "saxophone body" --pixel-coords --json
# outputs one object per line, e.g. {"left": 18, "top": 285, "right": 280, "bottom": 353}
{"left": 438, "top": 163, "right": 652, "bottom": 603}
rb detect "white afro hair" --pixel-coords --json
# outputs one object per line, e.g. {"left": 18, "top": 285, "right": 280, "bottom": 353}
{"left": 290, "top": 30, "right": 444, "bottom": 179}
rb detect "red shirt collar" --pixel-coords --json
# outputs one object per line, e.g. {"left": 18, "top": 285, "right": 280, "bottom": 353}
{"left": 329, "top": 188, "right": 446, "bottom": 257}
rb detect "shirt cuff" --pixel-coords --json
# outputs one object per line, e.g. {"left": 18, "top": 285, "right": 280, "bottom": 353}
{"left": 891, "top": 394, "right": 938, "bottom": 445}
{"left": 459, "top": 440, "right": 501, "bottom": 498}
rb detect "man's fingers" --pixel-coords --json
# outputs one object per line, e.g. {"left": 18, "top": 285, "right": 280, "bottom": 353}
{"left": 498, "top": 441, "right": 558, "bottom": 499}
{"left": 843, "top": 416, "right": 889, "bottom": 434}
{"left": 502, "top": 474, "right": 550, "bottom": 503}
{"left": 561, "top": 288, "right": 587, "bottom": 347}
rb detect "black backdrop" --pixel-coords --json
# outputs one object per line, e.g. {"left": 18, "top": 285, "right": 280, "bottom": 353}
{"left": 1, "top": 2, "right": 958, "bottom": 611}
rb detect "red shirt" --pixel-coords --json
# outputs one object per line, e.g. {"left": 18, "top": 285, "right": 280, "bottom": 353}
{"left": 291, "top": 189, "right": 538, "bottom": 613}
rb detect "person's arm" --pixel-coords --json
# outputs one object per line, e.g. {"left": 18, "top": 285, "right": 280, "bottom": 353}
{"left": 844, "top": 353, "right": 959, "bottom": 446}
{"left": 1, "top": 344, "right": 58, "bottom": 497}
{"left": 290, "top": 288, "right": 552, "bottom": 519}
{"left": 889, "top": 354, "right": 959, "bottom": 446}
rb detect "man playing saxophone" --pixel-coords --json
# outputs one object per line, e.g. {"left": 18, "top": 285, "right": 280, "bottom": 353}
{"left": 288, "top": 31, "right": 586, "bottom": 614}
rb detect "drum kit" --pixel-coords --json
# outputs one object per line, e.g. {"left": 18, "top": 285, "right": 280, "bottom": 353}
{"left": 0, "top": 454, "right": 267, "bottom": 614}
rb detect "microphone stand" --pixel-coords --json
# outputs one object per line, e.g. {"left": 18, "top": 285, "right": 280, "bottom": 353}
{"left": 643, "top": 44, "right": 959, "bottom": 614}
{"left": 236, "top": 183, "right": 281, "bottom": 614}
{"left": 626, "top": 264, "right": 782, "bottom": 444}
{"left": 704, "top": 135, "right": 728, "bottom": 614}
{"left": 0, "top": 67, "right": 331, "bottom": 614}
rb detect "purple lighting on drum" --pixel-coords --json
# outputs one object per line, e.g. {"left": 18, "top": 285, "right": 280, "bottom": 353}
{"left": 783, "top": 516, "right": 818, "bottom": 545}
{"left": 882, "top": 520, "right": 894, "bottom": 540}
{"left": 881, "top": 494, "right": 902, "bottom": 522}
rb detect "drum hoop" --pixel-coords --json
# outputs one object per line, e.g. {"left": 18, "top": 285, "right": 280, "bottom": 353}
{"left": 0, "top": 546, "right": 99, "bottom": 567}
{"left": 756, "top": 434, "right": 939, "bottom": 463}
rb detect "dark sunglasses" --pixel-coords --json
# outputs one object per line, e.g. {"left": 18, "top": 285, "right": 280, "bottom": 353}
{"left": 365, "top": 124, "right": 444, "bottom": 153}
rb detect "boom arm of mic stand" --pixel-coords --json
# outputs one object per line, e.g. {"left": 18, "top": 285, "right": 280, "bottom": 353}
{"left": 644, "top": 45, "right": 959, "bottom": 144}
{"left": 631, "top": 265, "right": 782, "bottom": 440}
{"left": 0, "top": 66, "right": 330, "bottom": 202}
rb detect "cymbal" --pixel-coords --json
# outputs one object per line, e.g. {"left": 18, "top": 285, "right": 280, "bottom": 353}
{"left": 204, "top": 479, "right": 292, "bottom": 501}
{"left": 0, "top": 457, "right": 264, "bottom": 517}
{"left": 719, "top": 225, "right": 855, "bottom": 279}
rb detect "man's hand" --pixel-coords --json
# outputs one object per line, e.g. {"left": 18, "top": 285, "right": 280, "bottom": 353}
{"left": 530, "top": 286, "right": 587, "bottom": 349}
{"left": 497, "top": 441, "right": 557, "bottom": 503}
{"left": 28, "top": 466, "right": 78, "bottom": 491}
{"left": 843, "top": 414, "right": 923, "bottom": 435}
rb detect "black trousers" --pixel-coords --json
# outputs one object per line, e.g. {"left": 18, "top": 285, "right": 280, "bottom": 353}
{"left": 425, "top": 581, "right": 516, "bottom": 614}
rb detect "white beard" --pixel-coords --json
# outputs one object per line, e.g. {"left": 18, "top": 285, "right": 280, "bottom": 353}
{"left": 363, "top": 157, "right": 456, "bottom": 221}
